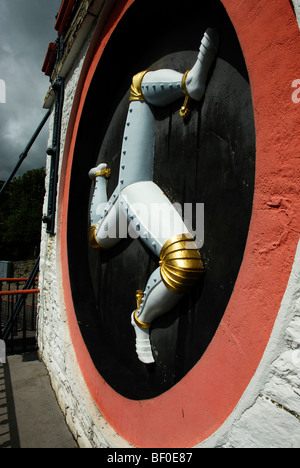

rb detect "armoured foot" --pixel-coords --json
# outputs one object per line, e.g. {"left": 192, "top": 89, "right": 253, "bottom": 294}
{"left": 131, "top": 312, "right": 155, "bottom": 364}
{"left": 89, "top": 162, "right": 111, "bottom": 180}
{"left": 185, "top": 28, "right": 219, "bottom": 102}
{"left": 131, "top": 291, "right": 154, "bottom": 364}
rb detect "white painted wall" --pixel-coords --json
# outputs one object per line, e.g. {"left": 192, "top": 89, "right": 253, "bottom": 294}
{"left": 38, "top": 15, "right": 130, "bottom": 448}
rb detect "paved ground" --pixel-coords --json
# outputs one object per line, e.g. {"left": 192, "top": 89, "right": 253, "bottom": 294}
{"left": 0, "top": 351, "right": 78, "bottom": 448}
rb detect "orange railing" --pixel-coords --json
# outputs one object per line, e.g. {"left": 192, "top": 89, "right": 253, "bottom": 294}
{"left": 0, "top": 278, "right": 39, "bottom": 354}
{"left": 0, "top": 289, "right": 40, "bottom": 296}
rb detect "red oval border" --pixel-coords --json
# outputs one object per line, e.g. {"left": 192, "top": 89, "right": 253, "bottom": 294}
{"left": 58, "top": 0, "right": 300, "bottom": 448}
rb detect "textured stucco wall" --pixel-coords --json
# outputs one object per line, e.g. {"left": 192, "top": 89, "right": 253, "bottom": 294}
{"left": 38, "top": 18, "right": 129, "bottom": 447}
{"left": 37, "top": 0, "right": 300, "bottom": 448}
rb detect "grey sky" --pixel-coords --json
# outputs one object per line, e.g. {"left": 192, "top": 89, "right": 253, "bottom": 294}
{"left": 0, "top": 0, "right": 62, "bottom": 181}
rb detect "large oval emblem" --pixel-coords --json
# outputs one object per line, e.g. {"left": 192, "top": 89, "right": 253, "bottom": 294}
{"left": 60, "top": 0, "right": 300, "bottom": 447}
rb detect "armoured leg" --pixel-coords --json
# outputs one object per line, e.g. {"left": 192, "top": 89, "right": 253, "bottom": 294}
{"left": 130, "top": 234, "right": 204, "bottom": 364}
{"left": 120, "top": 182, "right": 204, "bottom": 363}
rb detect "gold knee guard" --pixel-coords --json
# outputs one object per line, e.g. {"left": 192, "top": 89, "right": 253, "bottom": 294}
{"left": 129, "top": 70, "right": 149, "bottom": 103}
{"left": 159, "top": 234, "right": 204, "bottom": 294}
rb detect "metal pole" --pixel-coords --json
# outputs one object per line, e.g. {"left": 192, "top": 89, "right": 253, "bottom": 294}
{"left": 43, "top": 78, "right": 65, "bottom": 234}
{"left": 0, "top": 110, "right": 51, "bottom": 198}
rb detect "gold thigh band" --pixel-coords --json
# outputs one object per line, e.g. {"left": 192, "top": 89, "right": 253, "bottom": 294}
{"left": 129, "top": 70, "right": 149, "bottom": 103}
{"left": 159, "top": 234, "right": 204, "bottom": 294}
{"left": 94, "top": 168, "right": 111, "bottom": 179}
{"left": 89, "top": 225, "right": 107, "bottom": 250}
{"left": 133, "top": 310, "right": 151, "bottom": 330}
{"left": 133, "top": 290, "right": 151, "bottom": 329}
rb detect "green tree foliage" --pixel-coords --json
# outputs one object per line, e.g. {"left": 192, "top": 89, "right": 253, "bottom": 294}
{"left": 0, "top": 168, "right": 45, "bottom": 260}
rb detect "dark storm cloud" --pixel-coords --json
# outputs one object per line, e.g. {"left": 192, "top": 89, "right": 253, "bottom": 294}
{"left": 0, "top": 0, "right": 62, "bottom": 181}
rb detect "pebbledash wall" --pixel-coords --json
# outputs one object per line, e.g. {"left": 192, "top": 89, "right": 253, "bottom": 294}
{"left": 38, "top": 0, "right": 300, "bottom": 448}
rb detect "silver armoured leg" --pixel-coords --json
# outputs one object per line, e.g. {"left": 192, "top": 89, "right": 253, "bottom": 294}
{"left": 120, "top": 181, "right": 204, "bottom": 364}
